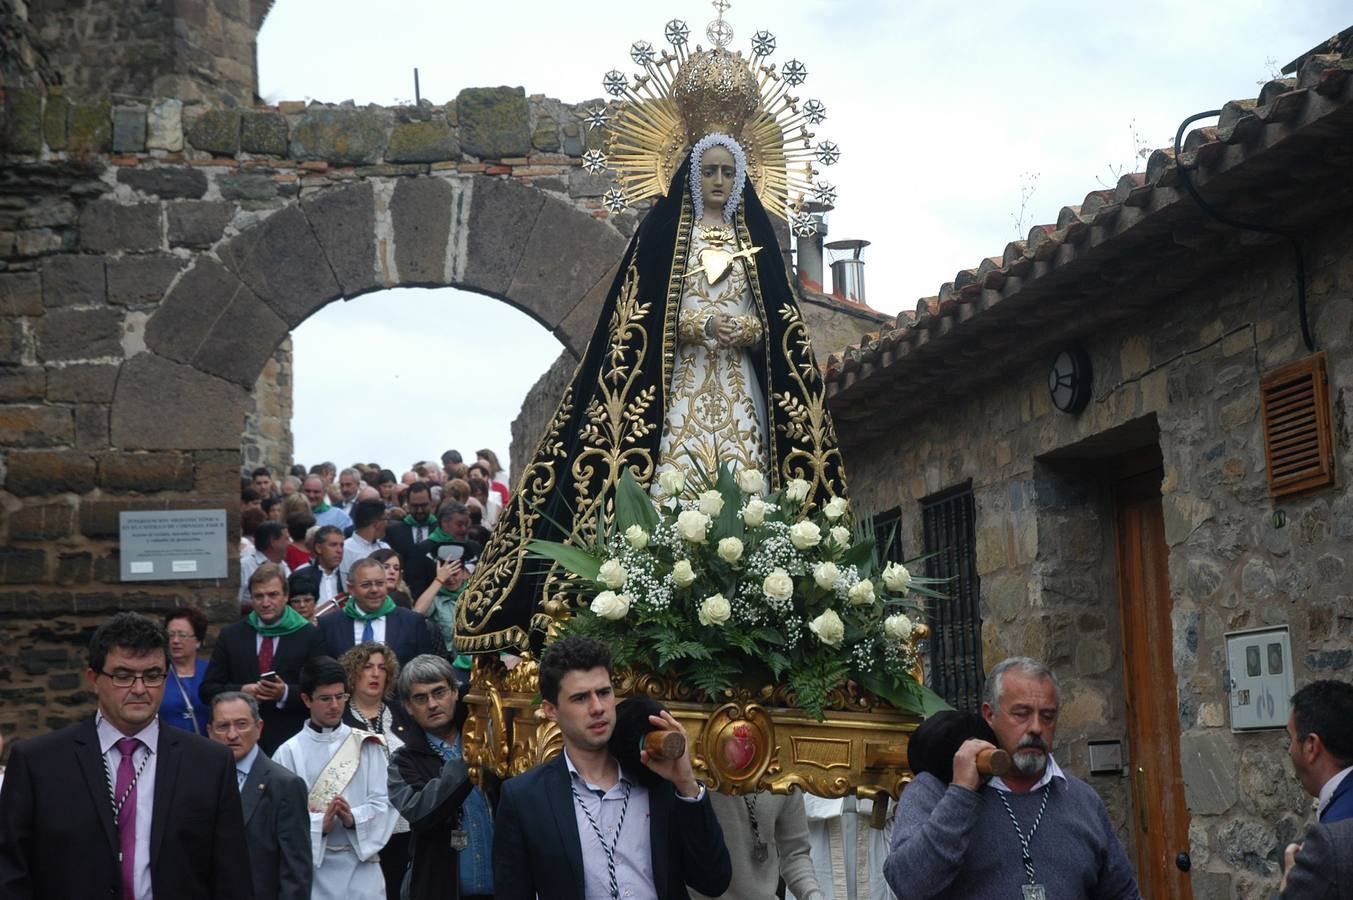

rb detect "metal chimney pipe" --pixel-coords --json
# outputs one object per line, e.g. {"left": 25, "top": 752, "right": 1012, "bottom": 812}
{"left": 826, "top": 239, "right": 870, "bottom": 304}
{"left": 794, "top": 203, "right": 830, "bottom": 293}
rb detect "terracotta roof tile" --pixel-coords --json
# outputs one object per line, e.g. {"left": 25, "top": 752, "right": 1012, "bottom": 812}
{"left": 822, "top": 35, "right": 1353, "bottom": 409}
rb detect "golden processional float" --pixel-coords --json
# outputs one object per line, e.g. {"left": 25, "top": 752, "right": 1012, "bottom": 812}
{"left": 453, "top": 1, "right": 950, "bottom": 816}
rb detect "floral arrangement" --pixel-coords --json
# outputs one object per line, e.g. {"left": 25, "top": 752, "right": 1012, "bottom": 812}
{"left": 529, "top": 465, "right": 950, "bottom": 720}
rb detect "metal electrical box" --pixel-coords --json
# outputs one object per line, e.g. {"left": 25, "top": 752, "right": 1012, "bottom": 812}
{"left": 1225, "top": 626, "right": 1294, "bottom": 731}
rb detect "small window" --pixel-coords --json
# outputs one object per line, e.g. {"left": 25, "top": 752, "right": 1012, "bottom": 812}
{"left": 1260, "top": 353, "right": 1336, "bottom": 497}
{"left": 921, "top": 485, "right": 985, "bottom": 712}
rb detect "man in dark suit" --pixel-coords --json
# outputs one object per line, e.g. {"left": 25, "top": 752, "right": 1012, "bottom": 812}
{"left": 385, "top": 481, "right": 438, "bottom": 575}
{"left": 0, "top": 612, "right": 251, "bottom": 899}
{"left": 406, "top": 500, "right": 482, "bottom": 602}
{"left": 319, "top": 556, "right": 439, "bottom": 664}
{"left": 1287, "top": 680, "right": 1353, "bottom": 824}
{"left": 1278, "top": 818, "right": 1353, "bottom": 899}
{"left": 202, "top": 563, "right": 327, "bottom": 754}
{"left": 492, "top": 636, "right": 731, "bottom": 900}
{"left": 210, "top": 691, "right": 312, "bottom": 900}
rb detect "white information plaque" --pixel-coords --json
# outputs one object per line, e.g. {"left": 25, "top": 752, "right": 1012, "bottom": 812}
{"left": 119, "top": 509, "right": 228, "bottom": 582}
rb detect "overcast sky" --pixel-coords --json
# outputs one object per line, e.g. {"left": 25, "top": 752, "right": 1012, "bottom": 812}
{"left": 258, "top": 1, "right": 1348, "bottom": 474}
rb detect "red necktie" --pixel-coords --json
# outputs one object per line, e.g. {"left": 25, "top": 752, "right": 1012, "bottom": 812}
{"left": 114, "top": 737, "right": 141, "bottom": 900}
{"left": 258, "top": 635, "right": 275, "bottom": 673}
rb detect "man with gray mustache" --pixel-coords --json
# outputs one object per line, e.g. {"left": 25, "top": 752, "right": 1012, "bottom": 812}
{"left": 885, "top": 657, "right": 1140, "bottom": 899}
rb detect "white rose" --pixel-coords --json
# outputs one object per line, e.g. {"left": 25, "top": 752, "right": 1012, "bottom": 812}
{"left": 697, "top": 489, "right": 725, "bottom": 517}
{"left": 788, "top": 520, "right": 822, "bottom": 550}
{"left": 812, "top": 561, "right": 841, "bottom": 590}
{"left": 882, "top": 562, "right": 913, "bottom": 594}
{"left": 736, "top": 468, "right": 765, "bottom": 494}
{"left": 785, "top": 478, "right": 811, "bottom": 502}
{"left": 829, "top": 525, "right": 852, "bottom": 547}
{"left": 884, "top": 613, "right": 914, "bottom": 641}
{"left": 763, "top": 568, "right": 794, "bottom": 602}
{"left": 590, "top": 590, "right": 630, "bottom": 620}
{"left": 597, "top": 558, "right": 628, "bottom": 590}
{"left": 742, "top": 498, "right": 768, "bottom": 528}
{"left": 624, "top": 525, "right": 649, "bottom": 550}
{"left": 672, "top": 559, "right": 697, "bottom": 588}
{"left": 823, "top": 496, "right": 849, "bottom": 521}
{"left": 676, "top": 509, "right": 711, "bottom": 542}
{"left": 657, "top": 468, "right": 686, "bottom": 496}
{"left": 808, "top": 609, "right": 845, "bottom": 647}
{"left": 848, "top": 579, "right": 875, "bottom": 606}
{"left": 717, "top": 537, "right": 744, "bottom": 564}
{"left": 697, "top": 593, "right": 732, "bottom": 626}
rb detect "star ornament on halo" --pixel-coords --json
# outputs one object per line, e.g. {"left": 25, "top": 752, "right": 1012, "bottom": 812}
{"left": 603, "top": 69, "right": 629, "bottom": 96}
{"left": 631, "top": 40, "right": 656, "bottom": 65}
{"left": 750, "top": 30, "right": 776, "bottom": 57}
{"left": 803, "top": 99, "right": 827, "bottom": 125}
{"left": 811, "top": 181, "right": 837, "bottom": 206}
{"left": 791, "top": 211, "right": 819, "bottom": 238}
{"left": 581, "top": 149, "right": 608, "bottom": 174}
{"left": 581, "top": 104, "right": 612, "bottom": 131}
{"left": 603, "top": 187, "right": 630, "bottom": 213}
{"left": 781, "top": 58, "right": 808, "bottom": 86}
{"left": 815, "top": 141, "right": 841, "bottom": 166}
{"left": 664, "top": 18, "right": 690, "bottom": 47}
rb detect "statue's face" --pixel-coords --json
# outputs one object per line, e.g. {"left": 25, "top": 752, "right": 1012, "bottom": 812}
{"left": 699, "top": 145, "right": 737, "bottom": 218}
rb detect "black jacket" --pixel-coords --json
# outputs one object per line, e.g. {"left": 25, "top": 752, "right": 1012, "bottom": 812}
{"left": 317, "top": 604, "right": 440, "bottom": 666}
{"left": 492, "top": 753, "right": 731, "bottom": 900}
{"left": 387, "top": 727, "right": 475, "bottom": 900}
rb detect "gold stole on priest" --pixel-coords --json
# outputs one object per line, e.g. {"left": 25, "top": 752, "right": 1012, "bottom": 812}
{"left": 307, "top": 729, "right": 383, "bottom": 813}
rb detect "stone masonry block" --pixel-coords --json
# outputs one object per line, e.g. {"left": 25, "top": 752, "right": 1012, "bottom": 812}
{"left": 462, "top": 175, "right": 545, "bottom": 297}
{"left": 106, "top": 255, "right": 185, "bottom": 306}
{"left": 0, "top": 272, "right": 43, "bottom": 316}
{"left": 387, "top": 120, "right": 459, "bottom": 163}
{"left": 111, "top": 106, "right": 147, "bottom": 153}
{"left": 289, "top": 109, "right": 387, "bottom": 165}
{"left": 186, "top": 109, "right": 241, "bottom": 156}
{"left": 4, "top": 450, "right": 97, "bottom": 495}
{"left": 1179, "top": 730, "right": 1238, "bottom": 815}
{"left": 78, "top": 202, "right": 161, "bottom": 254}
{"left": 145, "top": 259, "right": 250, "bottom": 365}
{"left": 97, "top": 452, "right": 194, "bottom": 492}
{"left": 73, "top": 403, "right": 109, "bottom": 450}
{"left": 190, "top": 286, "right": 289, "bottom": 388}
{"left": 300, "top": 183, "right": 376, "bottom": 296}
{"left": 0, "top": 318, "right": 25, "bottom": 366}
{"left": 35, "top": 307, "right": 123, "bottom": 362}
{"left": 240, "top": 111, "right": 289, "bottom": 156}
{"left": 508, "top": 194, "right": 627, "bottom": 329}
{"left": 47, "top": 364, "right": 118, "bottom": 403}
{"left": 6, "top": 503, "right": 74, "bottom": 541}
{"left": 41, "top": 255, "right": 106, "bottom": 308}
{"left": 218, "top": 205, "right": 339, "bottom": 326}
{"left": 43, "top": 93, "right": 69, "bottom": 150}
{"left": 68, "top": 103, "right": 112, "bottom": 154}
{"left": 4, "top": 89, "right": 43, "bottom": 155}
{"left": 218, "top": 172, "right": 280, "bottom": 203}
{"left": 0, "top": 547, "right": 47, "bottom": 584}
{"left": 146, "top": 98, "right": 183, "bottom": 152}
{"left": 111, "top": 353, "right": 248, "bottom": 450}
{"left": 192, "top": 449, "right": 243, "bottom": 493}
{"left": 116, "top": 166, "right": 207, "bottom": 200}
{"left": 78, "top": 497, "right": 219, "bottom": 539}
{"left": 0, "top": 367, "right": 46, "bottom": 402}
{"left": 0, "top": 405, "right": 74, "bottom": 447}
{"left": 456, "top": 87, "right": 530, "bottom": 160}
{"left": 391, "top": 177, "right": 454, "bottom": 284}
{"left": 167, "top": 201, "right": 234, "bottom": 249}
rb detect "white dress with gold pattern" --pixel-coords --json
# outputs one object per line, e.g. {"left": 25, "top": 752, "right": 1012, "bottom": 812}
{"left": 656, "top": 225, "right": 769, "bottom": 484}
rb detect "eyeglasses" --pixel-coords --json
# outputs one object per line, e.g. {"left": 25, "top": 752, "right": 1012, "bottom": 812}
{"left": 311, "top": 692, "right": 350, "bottom": 705}
{"left": 100, "top": 669, "right": 167, "bottom": 688}
{"left": 408, "top": 685, "right": 454, "bottom": 706}
{"left": 165, "top": 631, "right": 197, "bottom": 640}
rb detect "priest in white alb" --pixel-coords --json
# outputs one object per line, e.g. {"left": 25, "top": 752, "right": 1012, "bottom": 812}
{"left": 273, "top": 655, "right": 398, "bottom": 900}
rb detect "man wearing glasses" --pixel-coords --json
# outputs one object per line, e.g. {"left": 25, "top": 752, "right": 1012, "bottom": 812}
{"left": 0, "top": 612, "right": 250, "bottom": 899}
{"left": 273, "top": 655, "right": 398, "bottom": 900}
{"left": 319, "top": 556, "right": 439, "bottom": 665}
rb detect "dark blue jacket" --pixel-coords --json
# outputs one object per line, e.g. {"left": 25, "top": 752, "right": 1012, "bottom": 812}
{"left": 1321, "top": 771, "right": 1353, "bottom": 823}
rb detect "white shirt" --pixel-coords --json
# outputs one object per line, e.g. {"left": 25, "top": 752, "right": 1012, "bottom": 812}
{"left": 990, "top": 753, "right": 1067, "bottom": 794}
{"left": 239, "top": 549, "right": 290, "bottom": 603}
{"left": 351, "top": 615, "right": 386, "bottom": 645}
{"left": 1318, "top": 765, "right": 1353, "bottom": 816}
{"left": 340, "top": 534, "right": 390, "bottom": 579}
{"left": 96, "top": 712, "right": 159, "bottom": 900}
{"left": 315, "top": 564, "right": 343, "bottom": 604}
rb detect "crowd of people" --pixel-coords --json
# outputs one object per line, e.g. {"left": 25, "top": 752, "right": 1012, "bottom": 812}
{"left": 0, "top": 446, "right": 1349, "bottom": 899}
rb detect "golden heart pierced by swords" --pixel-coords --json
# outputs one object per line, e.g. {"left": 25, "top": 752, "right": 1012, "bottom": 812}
{"left": 688, "top": 245, "right": 762, "bottom": 284}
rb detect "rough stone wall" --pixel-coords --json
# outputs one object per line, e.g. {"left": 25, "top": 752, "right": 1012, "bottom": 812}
{"left": 241, "top": 335, "right": 292, "bottom": 476}
{"left": 840, "top": 211, "right": 1353, "bottom": 900}
{"left": 26, "top": 0, "right": 266, "bottom": 105}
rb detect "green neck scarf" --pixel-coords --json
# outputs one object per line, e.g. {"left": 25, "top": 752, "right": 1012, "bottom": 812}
{"left": 404, "top": 513, "right": 437, "bottom": 527}
{"left": 428, "top": 527, "right": 456, "bottom": 543}
{"left": 249, "top": 606, "right": 310, "bottom": 636}
{"left": 312, "top": 502, "right": 332, "bottom": 514}
{"left": 343, "top": 596, "right": 397, "bottom": 622}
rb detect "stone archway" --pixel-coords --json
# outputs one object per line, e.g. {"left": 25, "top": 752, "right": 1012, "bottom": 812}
{"left": 111, "top": 173, "right": 626, "bottom": 451}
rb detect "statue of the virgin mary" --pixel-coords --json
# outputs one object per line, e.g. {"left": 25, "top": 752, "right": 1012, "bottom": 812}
{"left": 457, "top": 10, "right": 848, "bottom": 654}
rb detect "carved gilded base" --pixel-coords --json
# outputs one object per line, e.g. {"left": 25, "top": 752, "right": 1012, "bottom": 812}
{"left": 462, "top": 654, "right": 921, "bottom": 800}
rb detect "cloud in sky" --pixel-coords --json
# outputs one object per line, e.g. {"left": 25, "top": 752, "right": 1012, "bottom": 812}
{"left": 259, "top": 0, "right": 1348, "bottom": 472}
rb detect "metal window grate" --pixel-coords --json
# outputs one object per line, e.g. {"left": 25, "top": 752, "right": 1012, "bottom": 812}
{"left": 922, "top": 486, "right": 985, "bottom": 711}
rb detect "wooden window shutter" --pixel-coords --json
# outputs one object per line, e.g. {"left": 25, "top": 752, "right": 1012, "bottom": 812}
{"left": 1260, "top": 352, "right": 1335, "bottom": 497}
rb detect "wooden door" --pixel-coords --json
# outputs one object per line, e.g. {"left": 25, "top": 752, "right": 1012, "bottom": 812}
{"left": 1115, "top": 470, "right": 1194, "bottom": 899}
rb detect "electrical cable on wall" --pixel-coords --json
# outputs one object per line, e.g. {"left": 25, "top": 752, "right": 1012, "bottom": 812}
{"left": 1172, "top": 110, "right": 1315, "bottom": 352}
